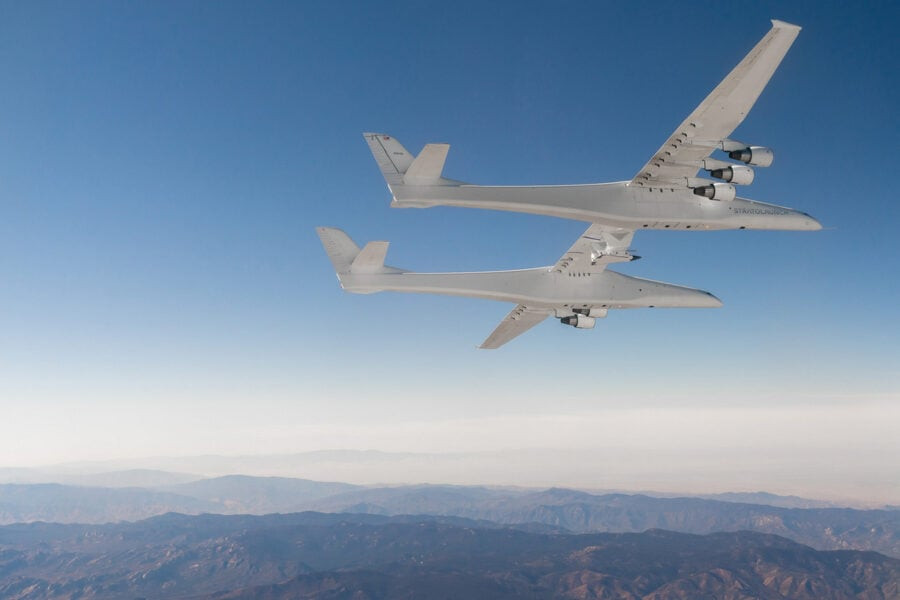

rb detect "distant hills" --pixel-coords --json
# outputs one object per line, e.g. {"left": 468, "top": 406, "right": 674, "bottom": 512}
{"left": 0, "top": 467, "right": 203, "bottom": 487}
{"left": 301, "top": 485, "right": 900, "bottom": 558}
{"left": 0, "top": 512, "right": 896, "bottom": 600}
{"left": 159, "top": 474, "right": 360, "bottom": 513}
{"left": 7, "top": 449, "right": 891, "bottom": 508}
{"left": 0, "top": 482, "right": 216, "bottom": 524}
{"left": 1, "top": 476, "right": 898, "bottom": 558}
{"left": 0, "top": 476, "right": 359, "bottom": 525}
{"left": 696, "top": 490, "right": 841, "bottom": 509}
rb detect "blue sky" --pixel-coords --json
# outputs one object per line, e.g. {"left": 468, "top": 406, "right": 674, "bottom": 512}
{"left": 0, "top": 1, "right": 897, "bottom": 499}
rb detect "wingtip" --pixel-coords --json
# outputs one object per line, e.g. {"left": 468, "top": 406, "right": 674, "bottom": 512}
{"left": 771, "top": 19, "right": 802, "bottom": 31}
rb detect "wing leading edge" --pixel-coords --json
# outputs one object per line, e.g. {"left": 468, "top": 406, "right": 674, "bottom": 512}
{"left": 631, "top": 20, "right": 801, "bottom": 188}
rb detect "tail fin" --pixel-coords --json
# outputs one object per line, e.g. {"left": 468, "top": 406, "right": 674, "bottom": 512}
{"left": 363, "top": 133, "right": 458, "bottom": 191}
{"left": 316, "top": 227, "right": 360, "bottom": 274}
{"left": 317, "top": 227, "right": 404, "bottom": 282}
{"left": 363, "top": 133, "right": 415, "bottom": 187}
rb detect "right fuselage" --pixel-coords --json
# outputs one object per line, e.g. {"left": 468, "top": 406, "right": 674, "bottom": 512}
{"left": 390, "top": 181, "right": 821, "bottom": 231}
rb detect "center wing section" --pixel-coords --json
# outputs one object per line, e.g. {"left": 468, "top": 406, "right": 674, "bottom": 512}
{"left": 551, "top": 224, "right": 636, "bottom": 274}
{"left": 630, "top": 20, "right": 801, "bottom": 189}
{"left": 479, "top": 225, "right": 636, "bottom": 349}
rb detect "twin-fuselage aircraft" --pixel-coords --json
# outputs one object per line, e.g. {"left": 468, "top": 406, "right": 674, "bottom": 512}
{"left": 318, "top": 20, "right": 819, "bottom": 348}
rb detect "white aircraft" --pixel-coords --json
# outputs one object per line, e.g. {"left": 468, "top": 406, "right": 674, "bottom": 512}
{"left": 363, "top": 20, "right": 819, "bottom": 233}
{"left": 317, "top": 226, "right": 721, "bottom": 348}
{"left": 319, "top": 20, "right": 817, "bottom": 348}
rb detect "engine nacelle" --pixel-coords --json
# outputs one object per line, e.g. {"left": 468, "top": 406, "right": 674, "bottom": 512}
{"left": 560, "top": 314, "right": 596, "bottom": 329}
{"left": 728, "top": 146, "right": 774, "bottom": 167}
{"left": 692, "top": 182, "right": 736, "bottom": 202}
{"left": 709, "top": 165, "right": 754, "bottom": 185}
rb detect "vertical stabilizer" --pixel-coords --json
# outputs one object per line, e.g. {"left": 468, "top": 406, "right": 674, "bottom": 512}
{"left": 316, "top": 227, "right": 360, "bottom": 274}
{"left": 363, "top": 133, "right": 414, "bottom": 187}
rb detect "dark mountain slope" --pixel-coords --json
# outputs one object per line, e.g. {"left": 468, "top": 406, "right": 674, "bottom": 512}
{"left": 0, "top": 513, "right": 896, "bottom": 600}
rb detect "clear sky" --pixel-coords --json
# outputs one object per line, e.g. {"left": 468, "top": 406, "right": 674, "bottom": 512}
{"left": 0, "top": 1, "right": 897, "bottom": 502}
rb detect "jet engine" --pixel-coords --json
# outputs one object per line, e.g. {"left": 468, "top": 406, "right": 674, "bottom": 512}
{"left": 728, "top": 146, "right": 774, "bottom": 167}
{"left": 692, "top": 182, "right": 736, "bottom": 202}
{"left": 560, "top": 314, "right": 596, "bottom": 329}
{"left": 709, "top": 165, "right": 754, "bottom": 185}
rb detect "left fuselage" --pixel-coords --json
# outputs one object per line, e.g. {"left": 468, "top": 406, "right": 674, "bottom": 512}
{"left": 339, "top": 267, "right": 722, "bottom": 311}
{"left": 390, "top": 181, "right": 821, "bottom": 231}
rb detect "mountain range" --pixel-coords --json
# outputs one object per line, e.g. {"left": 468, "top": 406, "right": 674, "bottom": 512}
{"left": 1, "top": 475, "right": 898, "bottom": 558}
{"left": 0, "top": 512, "right": 896, "bottom": 599}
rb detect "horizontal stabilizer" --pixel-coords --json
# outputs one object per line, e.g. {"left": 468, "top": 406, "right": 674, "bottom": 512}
{"left": 404, "top": 143, "right": 449, "bottom": 184}
{"left": 351, "top": 241, "right": 390, "bottom": 273}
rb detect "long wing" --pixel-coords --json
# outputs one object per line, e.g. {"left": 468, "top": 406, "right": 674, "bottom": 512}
{"left": 631, "top": 20, "right": 801, "bottom": 188}
{"left": 479, "top": 224, "right": 635, "bottom": 348}
{"left": 479, "top": 304, "right": 550, "bottom": 349}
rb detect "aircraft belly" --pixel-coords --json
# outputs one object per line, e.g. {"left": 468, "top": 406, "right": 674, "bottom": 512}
{"left": 344, "top": 269, "right": 621, "bottom": 306}
{"left": 392, "top": 182, "right": 636, "bottom": 226}
{"left": 393, "top": 183, "right": 744, "bottom": 229}
{"left": 392, "top": 185, "right": 812, "bottom": 230}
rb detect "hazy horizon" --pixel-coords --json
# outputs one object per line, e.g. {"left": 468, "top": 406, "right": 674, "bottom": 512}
{"left": 4, "top": 396, "right": 897, "bottom": 506}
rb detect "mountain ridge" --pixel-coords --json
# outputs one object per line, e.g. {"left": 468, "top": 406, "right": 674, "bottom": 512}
{"left": 1, "top": 477, "right": 898, "bottom": 558}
